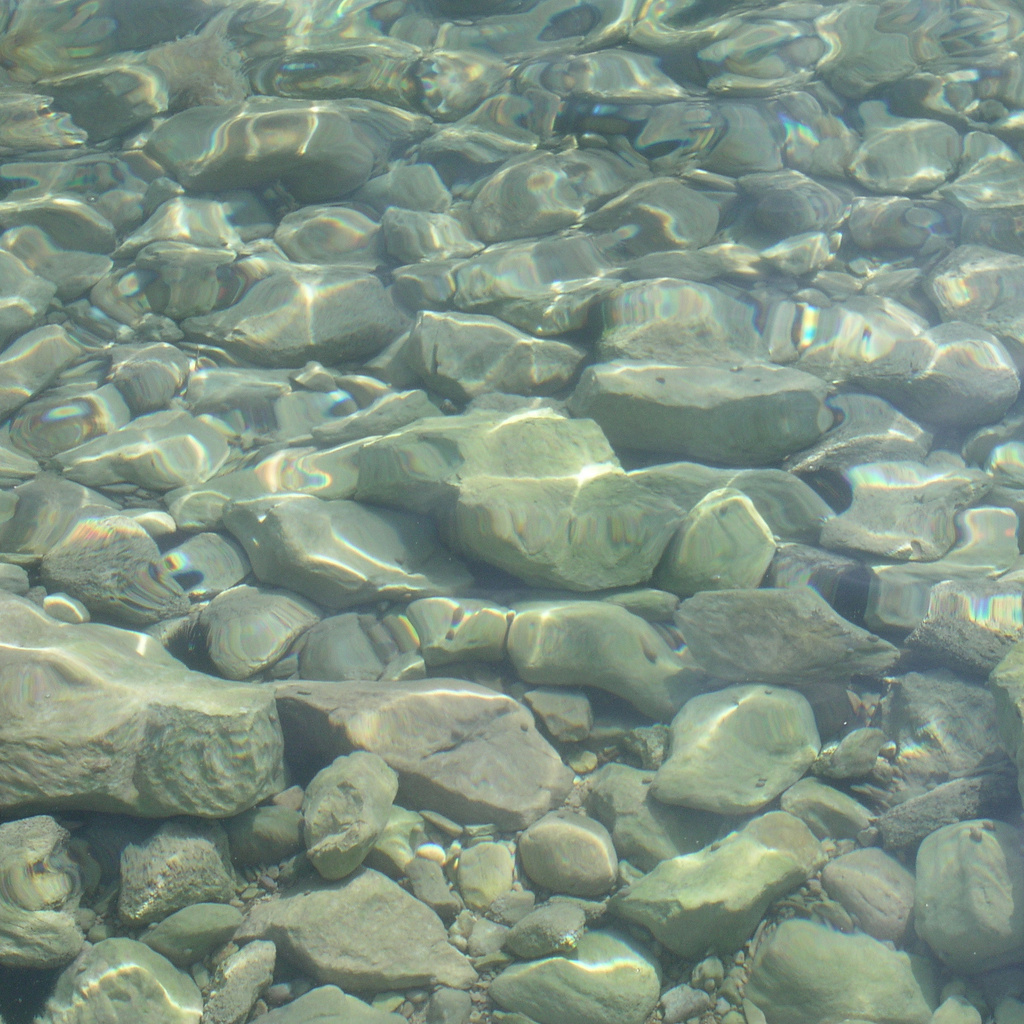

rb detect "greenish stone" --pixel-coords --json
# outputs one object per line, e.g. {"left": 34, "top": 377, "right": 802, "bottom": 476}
{"left": 406, "top": 597, "right": 510, "bottom": 667}
{"left": 508, "top": 601, "right": 702, "bottom": 720}
{"left": 403, "top": 310, "right": 583, "bottom": 402}
{"left": 629, "top": 462, "right": 833, "bottom": 544}
{"left": 779, "top": 777, "right": 873, "bottom": 840}
{"left": 522, "top": 689, "right": 592, "bottom": 743}
{"left": 223, "top": 494, "right": 472, "bottom": 611}
{"left": 915, "top": 819, "right": 1024, "bottom": 973}
{"left": 656, "top": 487, "right": 776, "bottom": 596}
{"left": 490, "top": 929, "right": 661, "bottom": 1024}
{"left": 235, "top": 868, "right": 476, "bottom": 992}
{"left": 504, "top": 903, "right": 586, "bottom": 960}
{"left": 612, "top": 812, "right": 823, "bottom": 957}
{"left": 0, "top": 593, "right": 284, "bottom": 820}
{"left": 366, "top": 806, "right": 426, "bottom": 876}
{"left": 0, "top": 324, "right": 84, "bottom": 422}
{"left": 303, "top": 752, "right": 399, "bottom": 881}
{"left": 675, "top": 587, "right": 898, "bottom": 685}
{"left": 569, "top": 360, "right": 831, "bottom": 465}
{"left": 0, "top": 815, "right": 82, "bottom": 970}
{"left": 652, "top": 685, "right": 820, "bottom": 815}
{"left": 813, "top": 728, "right": 886, "bottom": 780}
{"left": 37, "top": 938, "right": 203, "bottom": 1024}
{"left": 255, "top": 985, "right": 406, "bottom": 1024}
{"left": 457, "top": 842, "right": 515, "bottom": 912}
{"left": 587, "top": 763, "right": 724, "bottom": 873}
{"left": 139, "top": 903, "right": 244, "bottom": 968}
{"left": 744, "top": 920, "right": 935, "bottom": 1024}
{"left": 518, "top": 811, "right": 618, "bottom": 898}
{"left": 989, "top": 642, "right": 1024, "bottom": 808}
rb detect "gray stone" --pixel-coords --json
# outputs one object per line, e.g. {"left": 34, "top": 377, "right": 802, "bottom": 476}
{"left": 303, "top": 753, "right": 398, "bottom": 881}
{"left": 652, "top": 685, "right": 820, "bottom": 815}
{"left": 54, "top": 408, "right": 230, "bottom": 492}
{"left": 235, "top": 869, "right": 476, "bottom": 993}
{"left": 426, "top": 988, "right": 472, "bottom": 1024}
{"left": 406, "top": 597, "right": 510, "bottom": 667}
{"left": 40, "top": 514, "right": 189, "bottom": 626}
{"left": 456, "top": 842, "right": 514, "bottom": 912}
{"left": 224, "top": 806, "right": 303, "bottom": 867}
{"left": 675, "top": 587, "right": 898, "bottom": 685}
{"left": 990, "top": 643, "right": 1024, "bottom": 809}
{"left": 876, "top": 768, "right": 1020, "bottom": 850}
{"left": 518, "top": 811, "right": 618, "bottom": 898}
{"left": 595, "top": 278, "right": 756, "bottom": 365}
{"left": 255, "top": 985, "right": 405, "bottom": 1024}
{"left": 119, "top": 819, "right": 236, "bottom": 927}
{"left": 403, "top": 310, "right": 583, "bottom": 402}
{"left": 655, "top": 488, "right": 776, "bottom": 597}
{"left": 489, "top": 929, "right": 661, "bottom": 1024}
{"left": 587, "top": 763, "right": 724, "bottom": 873}
{"left": 276, "top": 679, "right": 572, "bottom": 830}
{"left": 504, "top": 903, "right": 587, "bottom": 960}
{"left": 821, "top": 848, "right": 915, "bottom": 944}
{"left": 630, "top": 462, "right": 833, "bottom": 545}
{"left": 297, "top": 613, "right": 387, "bottom": 682}
{"left": 813, "top": 728, "right": 886, "bottom": 780}
{"left": 182, "top": 267, "right": 408, "bottom": 368}
{"left": 744, "top": 919, "right": 935, "bottom": 1024}
{"left": 508, "top": 601, "right": 702, "bottom": 721}
{"left": 0, "top": 324, "right": 83, "bottom": 422}
{"left": 201, "top": 585, "right": 319, "bottom": 680}
{"left": 0, "top": 250, "right": 55, "bottom": 347}
{"left": 569, "top": 360, "right": 832, "bottom": 465}
{"left": 779, "top": 777, "right": 873, "bottom": 840}
{"left": 161, "top": 532, "right": 248, "bottom": 602}
{"left": 406, "top": 857, "right": 463, "bottom": 923}
{"left": 819, "top": 460, "right": 991, "bottom": 562}
{"left": 612, "top": 812, "right": 823, "bottom": 957}
{"left": 0, "top": 593, "right": 284, "bottom": 819}
{"left": 36, "top": 938, "right": 203, "bottom": 1024}
{"left": 523, "top": 689, "right": 593, "bottom": 743}
{"left": 310, "top": 389, "right": 438, "bottom": 448}
{"left": 933, "top": 996, "right": 983, "bottom": 1024}
{"left": 915, "top": 819, "right": 1024, "bottom": 973}
{"left": 140, "top": 904, "right": 244, "bottom": 968}
{"left": 274, "top": 204, "right": 382, "bottom": 266}
{"left": 0, "top": 815, "right": 82, "bottom": 969}
{"left": 223, "top": 494, "right": 472, "bottom": 611}
{"left": 202, "top": 939, "right": 275, "bottom": 1024}
{"left": 908, "top": 578, "right": 1024, "bottom": 678}
{"left": 381, "top": 207, "right": 481, "bottom": 262}
{"left": 660, "top": 984, "right": 712, "bottom": 1024}
{"left": 785, "top": 393, "right": 932, "bottom": 476}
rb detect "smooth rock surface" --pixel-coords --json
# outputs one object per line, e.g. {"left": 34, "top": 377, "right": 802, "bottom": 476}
{"left": 518, "top": 811, "right": 618, "bottom": 898}
{"left": 652, "top": 685, "right": 820, "bottom": 814}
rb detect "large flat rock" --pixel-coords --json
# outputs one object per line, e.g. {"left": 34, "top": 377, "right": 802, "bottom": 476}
{"left": 275, "top": 679, "right": 573, "bottom": 829}
{"left": 235, "top": 869, "right": 476, "bottom": 994}
{"left": 0, "top": 594, "right": 284, "bottom": 818}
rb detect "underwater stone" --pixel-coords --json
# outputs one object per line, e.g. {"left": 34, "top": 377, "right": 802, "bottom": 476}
{"left": 508, "top": 601, "right": 703, "bottom": 721}
{"left": 518, "top": 811, "right": 618, "bottom": 898}
{"left": 675, "top": 587, "right": 898, "bottom": 685}
{"left": 653, "top": 685, "right": 820, "bottom": 815}
{"left": 915, "top": 819, "right": 1024, "bottom": 973}
{"left": 655, "top": 487, "right": 776, "bottom": 597}
{"left": 569, "top": 360, "right": 832, "bottom": 465}
{"left": 821, "top": 847, "right": 915, "bottom": 944}
{"left": 612, "top": 812, "right": 823, "bottom": 958}
{"left": 489, "top": 929, "right": 660, "bottom": 1024}
{"left": 744, "top": 919, "right": 935, "bottom": 1024}
{"left": 0, "top": 815, "right": 82, "bottom": 969}
{"left": 223, "top": 494, "right": 473, "bottom": 611}
{"left": 303, "top": 752, "right": 399, "bottom": 881}
{"left": 235, "top": 868, "right": 476, "bottom": 994}
{"left": 36, "top": 938, "right": 202, "bottom": 1024}
{"left": 276, "top": 679, "right": 572, "bottom": 830}
{"left": 0, "top": 593, "right": 284, "bottom": 818}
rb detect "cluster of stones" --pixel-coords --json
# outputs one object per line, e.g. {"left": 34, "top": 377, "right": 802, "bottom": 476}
{"left": 5, "top": 1, "right": 1024, "bottom": 1024}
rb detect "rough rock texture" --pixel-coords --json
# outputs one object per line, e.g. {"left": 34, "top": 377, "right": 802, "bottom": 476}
{"left": 0, "top": 594, "right": 284, "bottom": 818}
{"left": 275, "top": 679, "right": 573, "bottom": 829}
{"left": 745, "top": 919, "right": 935, "bottom": 1024}
{"left": 235, "top": 869, "right": 476, "bottom": 994}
